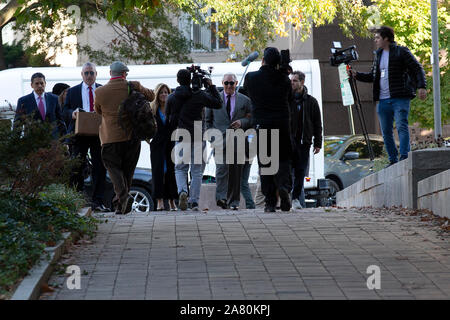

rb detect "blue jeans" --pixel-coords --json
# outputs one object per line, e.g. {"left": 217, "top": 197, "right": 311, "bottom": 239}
{"left": 174, "top": 141, "right": 205, "bottom": 204}
{"left": 377, "top": 98, "right": 411, "bottom": 163}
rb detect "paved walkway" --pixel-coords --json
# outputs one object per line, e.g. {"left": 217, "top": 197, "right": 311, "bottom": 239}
{"left": 40, "top": 207, "right": 450, "bottom": 300}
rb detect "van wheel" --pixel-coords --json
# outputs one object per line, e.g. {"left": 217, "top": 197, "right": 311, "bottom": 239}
{"left": 129, "top": 186, "right": 154, "bottom": 213}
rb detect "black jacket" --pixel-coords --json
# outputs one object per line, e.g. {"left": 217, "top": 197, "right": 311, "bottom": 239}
{"left": 243, "top": 65, "right": 292, "bottom": 127}
{"left": 63, "top": 82, "right": 102, "bottom": 135}
{"left": 166, "top": 84, "right": 222, "bottom": 135}
{"left": 356, "top": 42, "right": 426, "bottom": 101}
{"left": 290, "top": 86, "right": 322, "bottom": 149}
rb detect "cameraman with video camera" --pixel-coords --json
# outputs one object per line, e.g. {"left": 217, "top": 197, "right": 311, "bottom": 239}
{"left": 349, "top": 26, "right": 427, "bottom": 166}
{"left": 166, "top": 68, "right": 222, "bottom": 211}
{"left": 243, "top": 47, "right": 293, "bottom": 212}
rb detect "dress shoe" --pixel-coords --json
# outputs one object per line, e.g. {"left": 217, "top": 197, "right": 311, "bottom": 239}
{"left": 279, "top": 189, "right": 291, "bottom": 212}
{"left": 121, "top": 196, "right": 134, "bottom": 214}
{"left": 190, "top": 202, "right": 199, "bottom": 211}
{"left": 217, "top": 199, "right": 227, "bottom": 209}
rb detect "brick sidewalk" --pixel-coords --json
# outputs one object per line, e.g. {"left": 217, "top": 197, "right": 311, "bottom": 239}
{"left": 40, "top": 208, "right": 450, "bottom": 300}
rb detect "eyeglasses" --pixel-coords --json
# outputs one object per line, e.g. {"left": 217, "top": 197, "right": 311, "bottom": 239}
{"left": 84, "top": 71, "right": 95, "bottom": 76}
{"left": 223, "top": 81, "right": 235, "bottom": 86}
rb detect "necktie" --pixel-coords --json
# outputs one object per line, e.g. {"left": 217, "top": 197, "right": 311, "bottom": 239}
{"left": 88, "top": 86, "right": 94, "bottom": 112}
{"left": 226, "top": 95, "right": 231, "bottom": 119}
{"left": 38, "top": 96, "right": 45, "bottom": 120}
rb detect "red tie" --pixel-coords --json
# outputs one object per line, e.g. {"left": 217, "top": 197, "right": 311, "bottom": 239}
{"left": 88, "top": 86, "right": 94, "bottom": 112}
{"left": 38, "top": 96, "right": 45, "bottom": 120}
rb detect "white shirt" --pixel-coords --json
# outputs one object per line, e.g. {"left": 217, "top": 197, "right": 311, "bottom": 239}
{"left": 379, "top": 49, "right": 390, "bottom": 99}
{"left": 81, "top": 82, "right": 96, "bottom": 112}
{"left": 33, "top": 91, "right": 46, "bottom": 114}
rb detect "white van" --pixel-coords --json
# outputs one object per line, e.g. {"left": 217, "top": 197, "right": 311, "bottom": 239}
{"left": 0, "top": 60, "right": 329, "bottom": 205}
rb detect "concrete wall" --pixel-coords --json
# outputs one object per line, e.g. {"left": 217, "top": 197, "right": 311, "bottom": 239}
{"left": 337, "top": 148, "right": 450, "bottom": 210}
{"left": 418, "top": 169, "right": 450, "bottom": 219}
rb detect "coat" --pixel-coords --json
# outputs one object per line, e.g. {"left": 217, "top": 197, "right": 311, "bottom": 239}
{"left": 243, "top": 65, "right": 292, "bottom": 127}
{"left": 205, "top": 90, "right": 252, "bottom": 134}
{"left": 356, "top": 42, "right": 426, "bottom": 102}
{"left": 289, "top": 86, "right": 322, "bottom": 149}
{"left": 62, "top": 82, "right": 102, "bottom": 136}
{"left": 94, "top": 78, "right": 154, "bottom": 145}
{"left": 14, "top": 91, "right": 66, "bottom": 139}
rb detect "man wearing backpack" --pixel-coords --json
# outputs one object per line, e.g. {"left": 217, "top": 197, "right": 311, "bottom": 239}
{"left": 94, "top": 61, "right": 154, "bottom": 214}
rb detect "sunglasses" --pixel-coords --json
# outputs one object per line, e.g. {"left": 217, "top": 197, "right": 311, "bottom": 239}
{"left": 223, "top": 81, "right": 235, "bottom": 86}
{"left": 84, "top": 71, "right": 95, "bottom": 76}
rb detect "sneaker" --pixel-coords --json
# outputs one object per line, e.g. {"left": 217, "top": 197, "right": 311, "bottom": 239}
{"left": 230, "top": 205, "right": 239, "bottom": 210}
{"left": 279, "top": 189, "right": 291, "bottom": 211}
{"left": 178, "top": 192, "right": 188, "bottom": 211}
{"left": 292, "top": 199, "right": 303, "bottom": 210}
{"left": 264, "top": 205, "right": 276, "bottom": 212}
{"left": 191, "top": 202, "right": 199, "bottom": 211}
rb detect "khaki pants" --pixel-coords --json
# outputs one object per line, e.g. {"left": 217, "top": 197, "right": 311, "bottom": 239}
{"left": 101, "top": 140, "right": 141, "bottom": 211}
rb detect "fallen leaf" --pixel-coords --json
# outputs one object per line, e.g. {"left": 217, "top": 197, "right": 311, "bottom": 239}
{"left": 41, "top": 283, "right": 54, "bottom": 293}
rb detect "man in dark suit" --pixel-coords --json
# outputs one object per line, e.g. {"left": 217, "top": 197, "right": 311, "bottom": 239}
{"left": 205, "top": 72, "right": 254, "bottom": 210}
{"left": 14, "top": 72, "right": 65, "bottom": 139}
{"left": 63, "top": 62, "right": 108, "bottom": 212}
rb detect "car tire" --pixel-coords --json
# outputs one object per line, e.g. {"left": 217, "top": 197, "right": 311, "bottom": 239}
{"left": 129, "top": 186, "right": 154, "bottom": 213}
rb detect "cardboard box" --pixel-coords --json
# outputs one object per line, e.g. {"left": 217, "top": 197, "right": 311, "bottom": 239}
{"left": 75, "top": 112, "right": 102, "bottom": 136}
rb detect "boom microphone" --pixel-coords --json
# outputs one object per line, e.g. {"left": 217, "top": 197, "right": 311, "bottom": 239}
{"left": 241, "top": 51, "right": 259, "bottom": 66}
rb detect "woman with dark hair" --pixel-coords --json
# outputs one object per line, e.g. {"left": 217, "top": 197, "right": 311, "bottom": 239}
{"left": 150, "top": 83, "right": 178, "bottom": 211}
{"left": 52, "top": 83, "right": 70, "bottom": 111}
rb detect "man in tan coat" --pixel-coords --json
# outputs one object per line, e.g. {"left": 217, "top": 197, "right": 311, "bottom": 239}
{"left": 94, "top": 61, "right": 154, "bottom": 214}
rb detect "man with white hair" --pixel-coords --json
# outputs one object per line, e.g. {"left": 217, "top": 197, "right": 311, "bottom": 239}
{"left": 63, "top": 62, "right": 108, "bottom": 212}
{"left": 205, "top": 72, "right": 253, "bottom": 210}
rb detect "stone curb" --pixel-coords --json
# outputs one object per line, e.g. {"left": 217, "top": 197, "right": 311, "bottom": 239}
{"left": 10, "top": 207, "right": 92, "bottom": 300}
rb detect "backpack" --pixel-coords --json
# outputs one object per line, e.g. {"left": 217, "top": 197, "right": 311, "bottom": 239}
{"left": 118, "top": 82, "right": 157, "bottom": 141}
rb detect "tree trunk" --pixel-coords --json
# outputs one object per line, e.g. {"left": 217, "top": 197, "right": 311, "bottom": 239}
{"left": 0, "top": 0, "right": 19, "bottom": 28}
{"left": 0, "top": 0, "right": 21, "bottom": 70}
{"left": 0, "top": 28, "right": 5, "bottom": 70}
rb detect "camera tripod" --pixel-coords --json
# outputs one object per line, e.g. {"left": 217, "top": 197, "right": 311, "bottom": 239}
{"left": 346, "top": 64, "right": 375, "bottom": 161}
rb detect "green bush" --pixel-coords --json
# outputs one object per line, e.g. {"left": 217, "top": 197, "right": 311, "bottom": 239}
{"left": 0, "top": 110, "right": 98, "bottom": 298}
{"left": 0, "top": 187, "right": 98, "bottom": 297}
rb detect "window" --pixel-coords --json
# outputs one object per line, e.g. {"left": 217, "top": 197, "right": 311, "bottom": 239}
{"left": 345, "top": 139, "right": 385, "bottom": 159}
{"left": 179, "top": 10, "right": 229, "bottom": 51}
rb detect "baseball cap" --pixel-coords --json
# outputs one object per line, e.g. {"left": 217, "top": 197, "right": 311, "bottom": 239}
{"left": 110, "top": 61, "right": 129, "bottom": 73}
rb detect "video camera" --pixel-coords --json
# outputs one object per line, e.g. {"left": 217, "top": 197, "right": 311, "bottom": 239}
{"left": 186, "top": 65, "right": 213, "bottom": 91}
{"left": 280, "top": 49, "right": 292, "bottom": 75}
{"left": 330, "top": 42, "right": 359, "bottom": 67}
